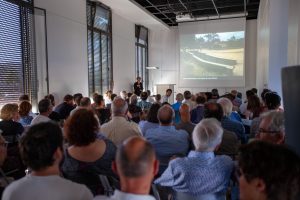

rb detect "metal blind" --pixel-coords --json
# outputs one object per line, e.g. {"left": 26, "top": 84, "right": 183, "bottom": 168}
{"left": 87, "top": 1, "right": 112, "bottom": 96}
{"left": 0, "top": 0, "right": 37, "bottom": 108}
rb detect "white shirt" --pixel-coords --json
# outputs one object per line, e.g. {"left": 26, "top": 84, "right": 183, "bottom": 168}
{"left": 101, "top": 116, "right": 142, "bottom": 146}
{"left": 30, "top": 114, "right": 51, "bottom": 125}
{"left": 94, "top": 190, "right": 155, "bottom": 200}
{"left": 2, "top": 175, "right": 93, "bottom": 200}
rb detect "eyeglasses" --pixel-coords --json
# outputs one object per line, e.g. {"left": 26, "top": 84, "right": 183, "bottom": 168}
{"left": 258, "top": 128, "right": 281, "bottom": 134}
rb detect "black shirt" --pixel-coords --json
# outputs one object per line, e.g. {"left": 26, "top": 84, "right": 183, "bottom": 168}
{"left": 134, "top": 81, "right": 143, "bottom": 96}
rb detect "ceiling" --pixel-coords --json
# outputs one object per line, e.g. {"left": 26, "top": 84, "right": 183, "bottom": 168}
{"left": 131, "top": 0, "right": 260, "bottom": 26}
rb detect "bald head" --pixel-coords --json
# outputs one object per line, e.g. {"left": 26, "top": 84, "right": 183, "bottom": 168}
{"left": 157, "top": 105, "right": 174, "bottom": 125}
{"left": 117, "top": 137, "right": 156, "bottom": 177}
{"left": 112, "top": 97, "right": 128, "bottom": 116}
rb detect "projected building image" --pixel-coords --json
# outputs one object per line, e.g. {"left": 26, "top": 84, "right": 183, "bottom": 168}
{"left": 180, "top": 31, "right": 244, "bottom": 80}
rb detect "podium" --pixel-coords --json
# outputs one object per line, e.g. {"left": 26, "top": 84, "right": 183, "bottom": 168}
{"left": 154, "top": 84, "right": 176, "bottom": 104}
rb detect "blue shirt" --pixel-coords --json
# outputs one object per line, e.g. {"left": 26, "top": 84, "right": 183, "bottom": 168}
{"left": 172, "top": 102, "right": 182, "bottom": 124}
{"left": 230, "top": 111, "right": 242, "bottom": 123}
{"left": 19, "top": 116, "right": 33, "bottom": 126}
{"left": 145, "top": 126, "right": 189, "bottom": 173}
{"left": 139, "top": 121, "right": 159, "bottom": 136}
{"left": 190, "top": 105, "right": 204, "bottom": 124}
{"left": 137, "top": 100, "right": 152, "bottom": 110}
{"left": 155, "top": 151, "right": 234, "bottom": 196}
{"left": 221, "top": 116, "right": 246, "bottom": 143}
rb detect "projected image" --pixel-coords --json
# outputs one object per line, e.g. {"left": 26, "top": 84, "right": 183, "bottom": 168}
{"left": 180, "top": 31, "right": 244, "bottom": 80}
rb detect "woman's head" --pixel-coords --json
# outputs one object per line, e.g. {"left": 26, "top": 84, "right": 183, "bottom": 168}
{"left": 0, "top": 103, "right": 19, "bottom": 121}
{"left": 64, "top": 109, "right": 99, "bottom": 146}
{"left": 19, "top": 101, "right": 32, "bottom": 117}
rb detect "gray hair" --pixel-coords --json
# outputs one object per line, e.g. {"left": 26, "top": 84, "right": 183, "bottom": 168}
{"left": 217, "top": 97, "right": 233, "bottom": 116}
{"left": 129, "top": 94, "right": 138, "bottom": 105}
{"left": 112, "top": 97, "right": 128, "bottom": 116}
{"left": 192, "top": 118, "right": 223, "bottom": 151}
{"left": 260, "top": 111, "right": 285, "bottom": 134}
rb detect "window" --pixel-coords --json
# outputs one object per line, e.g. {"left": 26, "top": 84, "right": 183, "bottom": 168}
{"left": 87, "top": 1, "right": 112, "bottom": 96}
{"left": 0, "top": 0, "right": 38, "bottom": 108}
{"left": 135, "top": 25, "right": 149, "bottom": 90}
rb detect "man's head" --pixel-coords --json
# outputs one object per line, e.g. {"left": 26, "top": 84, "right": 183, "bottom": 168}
{"left": 246, "top": 90, "right": 255, "bottom": 99}
{"left": 140, "top": 92, "right": 148, "bottom": 101}
{"left": 196, "top": 95, "right": 206, "bottom": 105}
{"left": 120, "top": 91, "right": 127, "bottom": 100}
{"left": 73, "top": 93, "right": 83, "bottom": 106}
{"left": 179, "top": 103, "right": 190, "bottom": 122}
{"left": 203, "top": 102, "right": 223, "bottom": 122}
{"left": 175, "top": 93, "right": 184, "bottom": 102}
{"left": 20, "top": 122, "right": 63, "bottom": 171}
{"left": 112, "top": 97, "right": 128, "bottom": 116}
{"left": 217, "top": 97, "right": 233, "bottom": 117}
{"left": 113, "top": 137, "right": 159, "bottom": 190}
{"left": 38, "top": 99, "right": 52, "bottom": 116}
{"left": 63, "top": 94, "right": 74, "bottom": 105}
{"left": 79, "top": 97, "right": 91, "bottom": 108}
{"left": 136, "top": 77, "right": 142, "bottom": 82}
{"left": 165, "top": 89, "right": 172, "bottom": 97}
{"left": 231, "top": 90, "right": 238, "bottom": 97}
{"left": 264, "top": 92, "right": 281, "bottom": 110}
{"left": 19, "top": 94, "right": 30, "bottom": 101}
{"left": 155, "top": 94, "right": 162, "bottom": 102}
{"left": 257, "top": 111, "right": 285, "bottom": 144}
{"left": 94, "top": 95, "right": 104, "bottom": 106}
{"left": 192, "top": 118, "right": 223, "bottom": 151}
{"left": 238, "top": 141, "right": 300, "bottom": 200}
{"left": 157, "top": 105, "right": 174, "bottom": 126}
{"left": 183, "top": 90, "right": 192, "bottom": 100}
{"left": 44, "top": 94, "right": 55, "bottom": 106}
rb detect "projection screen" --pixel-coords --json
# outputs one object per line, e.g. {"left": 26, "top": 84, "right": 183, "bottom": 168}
{"left": 179, "top": 18, "right": 246, "bottom": 87}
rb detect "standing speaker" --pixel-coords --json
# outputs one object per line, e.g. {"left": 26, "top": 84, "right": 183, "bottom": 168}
{"left": 282, "top": 66, "right": 300, "bottom": 156}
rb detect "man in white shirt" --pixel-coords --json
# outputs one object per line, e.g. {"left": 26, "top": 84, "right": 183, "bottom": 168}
{"left": 101, "top": 97, "right": 141, "bottom": 146}
{"left": 2, "top": 122, "right": 93, "bottom": 200}
{"left": 94, "top": 136, "right": 159, "bottom": 200}
{"left": 162, "top": 89, "right": 172, "bottom": 103}
{"left": 31, "top": 99, "right": 52, "bottom": 125}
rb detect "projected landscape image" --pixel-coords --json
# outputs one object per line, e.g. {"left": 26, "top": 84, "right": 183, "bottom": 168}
{"left": 180, "top": 31, "right": 244, "bottom": 80}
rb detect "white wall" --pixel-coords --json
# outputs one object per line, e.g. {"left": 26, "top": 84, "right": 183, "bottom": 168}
{"left": 34, "top": 0, "right": 88, "bottom": 103}
{"left": 288, "top": 0, "right": 300, "bottom": 65}
{"left": 148, "top": 20, "right": 258, "bottom": 97}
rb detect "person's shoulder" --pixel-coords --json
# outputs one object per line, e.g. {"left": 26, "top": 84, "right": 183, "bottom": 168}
{"left": 175, "top": 128, "right": 189, "bottom": 137}
{"left": 215, "top": 155, "right": 234, "bottom": 167}
{"left": 57, "top": 177, "right": 93, "bottom": 197}
{"left": 93, "top": 195, "right": 111, "bottom": 200}
{"left": 2, "top": 176, "right": 30, "bottom": 199}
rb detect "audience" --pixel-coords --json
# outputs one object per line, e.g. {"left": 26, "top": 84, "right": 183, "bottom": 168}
{"left": 239, "top": 90, "right": 255, "bottom": 115}
{"left": 154, "top": 94, "right": 162, "bottom": 105}
{"left": 203, "top": 102, "right": 239, "bottom": 156}
{"left": 44, "top": 94, "right": 61, "bottom": 122}
{"left": 238, "top": 141, "right": 300, "bottom": 200}
{"left": 31, "top": 99, "right": 52, "bottom": 125}
{"left": 94, "top": 137, "right": 158, "bottom": 200}
{"left": 62, "top": 109, "right": 116, "bottom": 195}
{"left": 217, "top": 97, "right": 246, "bottom": 143}
{"left": 70, "top": 97, "right": 91, "bottom": 116}
{"left": 182, "top": 90, "right": 195, "bottom": 111}
{"left": 175, "top": 103, "right": 195, "bottom": 137}
{"left": 146, "top": 90, "right": 155, "bottom": 103}
{"left": 54, "top": 94, "right": 75, "bottom": 119}
{"left": 144, "top": 105, "right": 189, "bottom": 174}
{"left": 190, "top": 94, "right": 206, "bottom": 124}
{"left": 101, "top": 97, "right": 141, "bottom": 146}
{"left": 2, "top": 122, "right": 93, "bottom": 200}
{"left": 245, "top": 95, "right": 262, "bottom": 119}
{"left": 73, "top": 93, "right": 83, "bottom": 108}
{"left": 137, "top": 92, "right": 152, "bottom": 110}
{"left": 162, "top": 89, "right": 172, "bottom": 103}
{"left": 155, "top": 118, "right": 234, "bottom": 197}
{"left": 139, "top": 103, "right": 160, "bottom": 135}
{"left": 0, "top": 103, "right": 24, "bottom": 143}
{"left": 18, "top": 101, "right": 33, "bottom": 126}
{"left": 128, "top": 94, "right": 142, "bottom": 124}
{"left": 93, "top": 95, "right": 111, "bottom": 125}
{"left": 171, "top": 93, "right": 184, "bottom": 124}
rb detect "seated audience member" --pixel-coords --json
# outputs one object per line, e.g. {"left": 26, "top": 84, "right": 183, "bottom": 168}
{"left": 260, "top": 88, "right": 271, "bottom": 111}
{"left": 120, "top": 91, "right": 127, "bottom": 101}
{"left": 155, "top": 118, "right": 234, "bottom": 196}
{"left": 0, "top": 104, "right": 24, "bottom": 143}
{"left": 231, "top": 90, "right": 242, "bottom": 108}
{"left": 139, "top": 104, "right": 160, "bottom": 136}
{"left": 211, "top": 88, "right": 220, "bottom": 100}
{"left": 245, "top": 95, "right": 262, "bottom": 120}
{"left": 146, "top": 90, "right": 155, "bottom": 103}
{"left": 31, "top": 99, "right": 52, "bottom": 125}
{"left": 144, "top": 105, "right": 189, "bottom": 174}
{"left": 250, "top": 92, "right": 282, "bottom": 137}
{"left": 91, "top": 92, "right": 100, "bottom": 109}
{"left": 2, "top": 122, "right": 93, "bottom": 200}
{"left": 44, "top": 94, "right": 61, "bottom": 122}
{"left": 19, "top": 95, "right": 36, "bottom": 118}
{"left": 104, "top": 90, "right": 113, "bottom": 107}
{"left": 239, "top": 90, "right": 255, "bottom": 115}
{"left": 238, "top": 141, "right": 300, "bottom": 200}
{"left": 251, "top": 87, "right": 258, "bottom": 95}
{"left": 18, "top": 101, "right": 33, "bottom": 126}
{"left": 203, "top": 103, "right": 239, "bottom": 156}
{"left": 182, "top": 90, "right": 195, "bottom": 111}
{"left": 62, "top": 109, "right": 116, "bottom": 195}
{"left": 101, "top": 97, "right": 141, "bottom": 146}
{"left": 93, "top": 95, "right": 111, "bottom": 125}
{"left": 137, "top": 92, "right": 152, "bottom": 110}
{"left": 94, "top": 137, "right": 159, "bottom": 200}
{"left": 205, "top": 92, "right": 213, "bottom": 102}
{"left": 255, "top": 111, "right": 285, "bottom": 144}
{"left": 190, "top": 94, "right": 206, "bottom": 124}
{"left": 162, "top": 89, "right": 172, "bottom": 103}
{"left": 70, "top": 97, "right": 91, "bottom": 116}
{"left": 171, "top": 93, "right": 184, "bottom": 124}
{"left": 128, "top": 94, "right": 142, "bottom": 124}
{"left": 217, "top": 97, "right": 246, "bottom": 143}
{"left": 175, "top": 104, "right": 195, "bottom": 137}
{"left": 54, "top": 94, "right": 75, "bottom": 119}
{"left": 154, "top": 94, "right": 162, "bottom": 105}
{"left": 73, "top": 93, "right": 83, "bottom": 108}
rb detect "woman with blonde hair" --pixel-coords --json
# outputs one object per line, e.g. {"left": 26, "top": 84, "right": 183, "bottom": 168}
{"left": 0, "top": 104, "right": 24, "bottom": 143}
